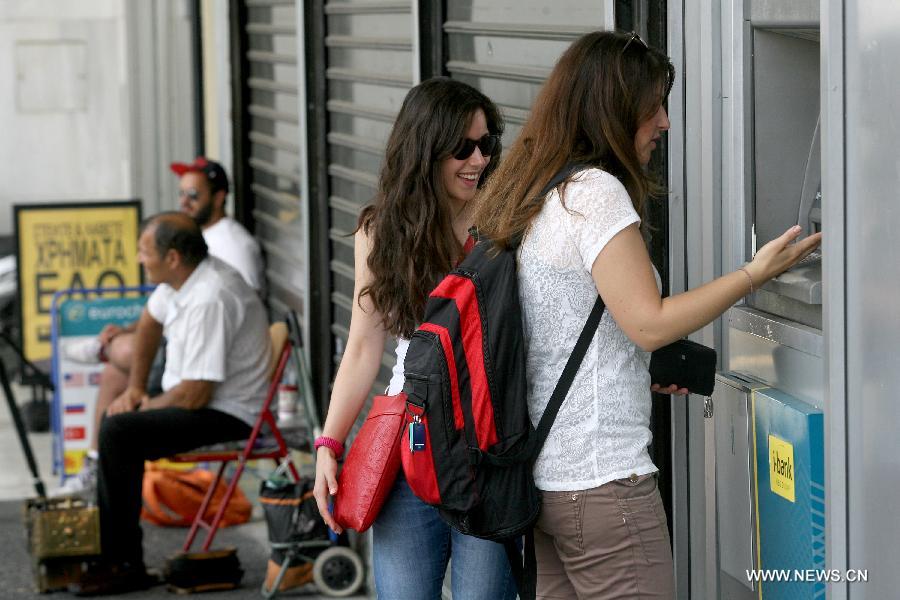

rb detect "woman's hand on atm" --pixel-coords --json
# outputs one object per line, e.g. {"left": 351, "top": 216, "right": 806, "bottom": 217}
{"left": 745, "top": 225, "right": 822, "bottom": 286}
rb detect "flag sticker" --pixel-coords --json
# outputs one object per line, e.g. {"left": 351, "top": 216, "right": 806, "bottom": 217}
{"left": 63, "top": 373, "right": 85, "bottom": 387}
{"left": 64, "top": 426, "right": 86, "bottom": 441}
{"left": 64, "top": 404, "right": 86, "bottom": 414}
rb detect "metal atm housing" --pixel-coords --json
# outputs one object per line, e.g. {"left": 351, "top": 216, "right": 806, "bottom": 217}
{"left": 706, "top": 1, "right": 825, "bottom": 597}
{"left": 670, "top": 0, "right": 900, "bottom": 597}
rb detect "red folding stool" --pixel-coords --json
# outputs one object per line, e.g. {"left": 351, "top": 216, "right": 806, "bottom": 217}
{"left": 167, "top": 320, "right": 301, "bottom": 552}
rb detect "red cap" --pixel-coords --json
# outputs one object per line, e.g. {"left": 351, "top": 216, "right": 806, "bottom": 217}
{"left": 170, "top": 157, "right": 229, "bottom": 194}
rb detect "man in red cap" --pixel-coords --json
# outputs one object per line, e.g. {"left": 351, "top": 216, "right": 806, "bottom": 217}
{"left": 170, "top": 157, "right": 264, "bottom": 293}
{"left": 56, "top": 157, "right": 266, "bottom": 498}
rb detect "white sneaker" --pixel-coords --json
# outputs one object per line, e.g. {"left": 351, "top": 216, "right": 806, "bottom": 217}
{"left": 62, "top": 338, "right": 103, "bottom": 364}
{"left": 50, "top": 455, "right": 98, "bottom": 500}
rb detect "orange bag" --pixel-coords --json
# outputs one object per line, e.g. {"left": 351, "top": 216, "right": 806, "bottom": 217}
{"left": 141, "top": 465, "right": 252, "bottom": 528}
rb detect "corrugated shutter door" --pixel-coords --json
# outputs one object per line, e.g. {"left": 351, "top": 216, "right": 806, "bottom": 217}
{"left": 324, "top": 1, "right": 414, "bottom": 395}
{"left": 445, "top": 2, "right": 608, "bottom": 143}
{"left": 243, "top": 0, "right": 305, "bottom": 320}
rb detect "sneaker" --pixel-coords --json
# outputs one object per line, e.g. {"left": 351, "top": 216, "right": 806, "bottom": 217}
{"left": 63, "top": 337, "right": 104, "bottom": 364}
{"left": 51, "top": 454, "right": 98, "bottom": 500}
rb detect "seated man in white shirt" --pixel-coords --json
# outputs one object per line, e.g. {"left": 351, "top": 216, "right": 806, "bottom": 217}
{"left": 171, "top": 156, "right": 265, "bottom": 294}
{"left": 69, "top": 212, "right": 271, "bottom": 596}
{"left": 57, "top": 158, "right": 265, "bottom": 496}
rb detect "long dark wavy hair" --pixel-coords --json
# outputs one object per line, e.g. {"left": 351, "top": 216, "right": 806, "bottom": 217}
{"left": 473, "top": 30, "right": 674, "bottom": 248}
{"left": 357, "top": 77, "right": 504, "bottom": 338}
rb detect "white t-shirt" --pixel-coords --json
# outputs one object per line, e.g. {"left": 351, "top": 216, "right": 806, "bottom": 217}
{"left": 203, "top": 216, "right": 265, "bottom": 294}
{"left": 517, "top": 168, "right": 658, "bottom": 491}
{"left": 387, "top": 338, "right": 409, "bottom": 395}
{"left": 146, "top": 256, "right": 272, "bottom": 426}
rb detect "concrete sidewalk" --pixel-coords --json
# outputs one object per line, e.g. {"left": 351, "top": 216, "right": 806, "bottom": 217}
{"left": 0, "top": 381, "right": 369, "bottom": 599}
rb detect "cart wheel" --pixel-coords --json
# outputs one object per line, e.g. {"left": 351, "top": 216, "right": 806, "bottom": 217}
{"left": 312, "top": 546, "right": 364, "bottom": 597}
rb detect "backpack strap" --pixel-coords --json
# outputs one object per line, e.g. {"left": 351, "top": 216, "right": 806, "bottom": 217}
{"left": 504, "top": 531, "right": 536, "bottom": 600}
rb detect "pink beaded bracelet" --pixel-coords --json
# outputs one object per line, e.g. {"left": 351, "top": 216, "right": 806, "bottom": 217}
{"left": 314, "top": 436, "right": 345, "bottom": 459}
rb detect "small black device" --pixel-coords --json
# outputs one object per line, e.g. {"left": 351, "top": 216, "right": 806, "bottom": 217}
{"left": 649, "top": 339, "right": 717, "bottom": 396}
{"left": 409, "top": 422, "right": 426, "bottom": 452}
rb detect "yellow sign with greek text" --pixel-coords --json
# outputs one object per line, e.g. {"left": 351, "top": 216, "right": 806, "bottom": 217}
{"left": 15, "top": 202, "right": 142, "bottom": 362}
{"left": 768, "top": 434, "right": 795, "bottom": 503}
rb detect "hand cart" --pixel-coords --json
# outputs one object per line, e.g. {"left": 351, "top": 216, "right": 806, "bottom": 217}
{"left": 260, "top": 312, "right": 364, "bottom": 598}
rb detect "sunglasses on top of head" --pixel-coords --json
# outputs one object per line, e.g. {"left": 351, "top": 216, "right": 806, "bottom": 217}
{"left": 621, "top": 31, "right": 649, "bottom": 54}
{"left": 452, "top": 134, "right": 501, "bottom": 161}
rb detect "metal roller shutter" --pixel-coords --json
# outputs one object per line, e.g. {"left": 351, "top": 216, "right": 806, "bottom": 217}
{"left": 236, "top": 0, "right": 305, "bottom": 322}
{"left": 323, "top": 1, "right": 415, "bottom": 397}
{"left": 445, "top": 1, "right": 610, "bottom": 144}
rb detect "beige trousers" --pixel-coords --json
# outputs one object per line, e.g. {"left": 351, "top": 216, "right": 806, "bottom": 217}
{"left": 534, "top": 472, "right": 675, "bottom": 599}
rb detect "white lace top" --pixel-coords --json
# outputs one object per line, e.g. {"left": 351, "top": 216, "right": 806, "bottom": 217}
{"left": 517, "top": 168, "right": 658, "bottom": 491}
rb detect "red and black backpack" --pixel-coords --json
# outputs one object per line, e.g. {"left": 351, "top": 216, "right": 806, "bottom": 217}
{"left": 400, "top": 164, "right": 605, "bottom": 599}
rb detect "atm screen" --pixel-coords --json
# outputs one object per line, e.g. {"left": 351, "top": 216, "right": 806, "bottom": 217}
{"left": 750, "top": 28, "right": 822, "bottom": 329}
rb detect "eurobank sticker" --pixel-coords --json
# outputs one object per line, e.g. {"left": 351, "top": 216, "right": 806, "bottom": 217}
{"left": 769, "top": 434, "right": 796, "bottom": 502}
{"left": 56, "top": 295, "right": 147, "bottom": 475}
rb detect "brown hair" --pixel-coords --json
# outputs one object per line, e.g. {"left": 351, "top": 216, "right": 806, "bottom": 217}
{"left": 357, "top": 77, "right": 503, "bottom": 338}
{"left": 473, "top": 30, "right": 674, "bottom": 248}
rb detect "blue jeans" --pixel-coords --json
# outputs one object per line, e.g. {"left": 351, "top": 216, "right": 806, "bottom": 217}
{"left": 372, "top": 475, "right": 518, "bottom": 600}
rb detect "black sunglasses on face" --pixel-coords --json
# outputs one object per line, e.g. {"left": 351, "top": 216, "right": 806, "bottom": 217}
{"left": 453, "top": 134, "right": 500, "bottom": 161}
{"left": 622, "top": 31, "right": 649, "bottom": 54}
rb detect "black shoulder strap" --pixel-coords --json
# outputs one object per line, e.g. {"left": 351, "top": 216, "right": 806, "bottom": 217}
{"left": 532, "top": 295, "right": 605, "bottom": 450}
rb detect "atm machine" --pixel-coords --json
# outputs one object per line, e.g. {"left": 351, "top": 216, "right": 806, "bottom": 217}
{"left": 702, "top": 1, "right": 827, "bottom": 598}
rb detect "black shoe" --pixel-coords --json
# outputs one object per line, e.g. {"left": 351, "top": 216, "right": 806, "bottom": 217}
{"left": 68, "top": 560, "right": 162, "bottom": 596}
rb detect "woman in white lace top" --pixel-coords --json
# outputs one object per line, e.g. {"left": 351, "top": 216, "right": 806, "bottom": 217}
{"left": 473, "top": 31, "right": 821, "bottom": 599}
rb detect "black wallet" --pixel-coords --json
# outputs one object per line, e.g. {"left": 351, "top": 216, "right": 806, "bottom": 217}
{"left": 649, "top": 339, "right": 717, "bottom": 396}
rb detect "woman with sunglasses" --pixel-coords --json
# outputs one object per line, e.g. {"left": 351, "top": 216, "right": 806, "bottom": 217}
{"left": 312, "top": 77, "right": 515, "bottom": 599}
{"left": 473, "top": 31, "right": 821, "bottom": 599}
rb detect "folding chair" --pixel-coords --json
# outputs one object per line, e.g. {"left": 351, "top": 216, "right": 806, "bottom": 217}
{"left": 167, "top": 320, "right": 301, "bottom": 552}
